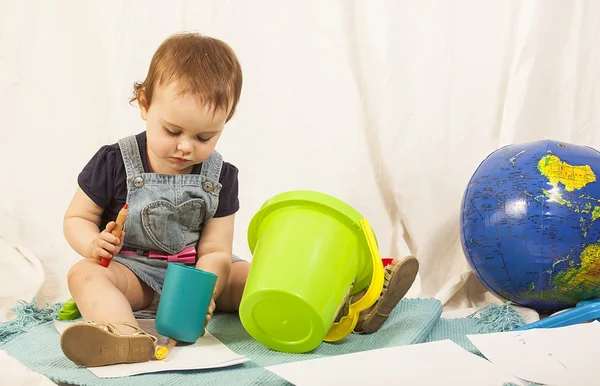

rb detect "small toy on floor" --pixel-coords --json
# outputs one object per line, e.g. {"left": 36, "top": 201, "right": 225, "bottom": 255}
{"left": 57, "top": 298, "right": 80, "bottom": 321}
{"left": 155, "top": 338, "right": 178, "bottom": 360}
{"left": 515, "top": 297, "right": 600, "bottom": 330}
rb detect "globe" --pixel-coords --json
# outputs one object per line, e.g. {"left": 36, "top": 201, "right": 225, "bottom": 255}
{"left": 460, "top": 139, "right": 600, "bottom": 312}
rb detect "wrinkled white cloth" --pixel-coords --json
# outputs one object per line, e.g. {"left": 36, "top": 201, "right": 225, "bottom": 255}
{"left": 1, "top": 1, "right": 598, "bottom": 316}
{"left": 0, "top": 351, "right": 56, "bottom": 386}
{"left": 0, "top": 213, "right": 45, "bottom": 322}
{"left": 0, "top": 214, "right": 58, "bottom": 384}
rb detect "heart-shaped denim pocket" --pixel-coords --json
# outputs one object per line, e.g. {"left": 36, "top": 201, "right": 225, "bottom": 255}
{"left": 141, "top": 199, "right": 205, "bottom": 255}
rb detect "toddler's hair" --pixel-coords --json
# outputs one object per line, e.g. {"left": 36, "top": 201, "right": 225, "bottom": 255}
{"left": 132, "top": 32, "right": 243, "bottom": 121}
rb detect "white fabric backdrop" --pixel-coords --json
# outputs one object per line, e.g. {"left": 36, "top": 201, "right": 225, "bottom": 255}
{"left": 1, "top": 0, "right": 599, "bottom": 317}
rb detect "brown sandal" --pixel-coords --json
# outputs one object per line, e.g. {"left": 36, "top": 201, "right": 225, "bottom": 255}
{"left": 60, "top": 321, "right": 157, "bottom": 367}
{"left": 354, "top": 255, "right": 419, "bottom": 334}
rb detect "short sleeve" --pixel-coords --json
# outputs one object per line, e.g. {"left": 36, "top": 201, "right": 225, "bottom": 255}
{"left": 214, "top": 162, "right": 240, "bottom": 218}
{"left": 77, "top": 145, "right": 120, "bottom": 208}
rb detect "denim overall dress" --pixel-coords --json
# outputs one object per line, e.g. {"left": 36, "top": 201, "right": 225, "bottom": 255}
{"left": 112, "top": 135, "right": 243, "bottom": 295}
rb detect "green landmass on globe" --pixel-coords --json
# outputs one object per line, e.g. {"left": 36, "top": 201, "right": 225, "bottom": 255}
{"left": 512, "top": 152, "right": 600, "bottom": 305}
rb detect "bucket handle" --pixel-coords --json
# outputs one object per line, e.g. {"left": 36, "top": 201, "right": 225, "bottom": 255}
{"left": 323, "top": 218, "right": 385, "bottom": 342}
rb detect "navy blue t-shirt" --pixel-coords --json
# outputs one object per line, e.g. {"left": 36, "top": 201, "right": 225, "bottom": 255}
{"left": 78, "top": 132, "right": 239, "bottom": 230}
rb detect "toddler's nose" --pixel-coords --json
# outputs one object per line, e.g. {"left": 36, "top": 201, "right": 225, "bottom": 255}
{"left": 177, "top": 140, "right": 192, "bottom": 154}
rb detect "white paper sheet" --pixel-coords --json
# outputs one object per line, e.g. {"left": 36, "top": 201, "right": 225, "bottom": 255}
{"left": 54, "top": 319, "right": 249, "bottom": 378}
{"left": 265, "top": 339, "right": 525, "bottom": 385}
{"left": 467, "top": 321, "right": 600, "bottom": 386}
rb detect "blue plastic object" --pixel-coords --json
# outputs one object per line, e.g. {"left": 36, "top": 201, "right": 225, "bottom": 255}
{"left": 515, "top": 297, "right": 600, "bottom": 330}
{"left": 155, "top": 263, "right": 217, "bottom": 343}
{"left": 460, "top": 140, "right": 600, "bottom": 312}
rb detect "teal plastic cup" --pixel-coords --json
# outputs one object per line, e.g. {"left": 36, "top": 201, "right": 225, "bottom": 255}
{"left": 155, "top": 263, "right": 217, "bottom": 343}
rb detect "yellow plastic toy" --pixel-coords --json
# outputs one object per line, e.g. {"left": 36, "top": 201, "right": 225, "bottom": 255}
{"left": 323, "top": 218, "right": 385, "bottom": 342}
{"left": 154, "top": 338, "right": 178, "bottom": 360}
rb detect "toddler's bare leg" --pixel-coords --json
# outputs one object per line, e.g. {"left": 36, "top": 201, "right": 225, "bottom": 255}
{"left": 215, "top": 261, "right": 250, "bottom": 312}
{"left": 67, "top": 259, "right": 154, "bottom": 334}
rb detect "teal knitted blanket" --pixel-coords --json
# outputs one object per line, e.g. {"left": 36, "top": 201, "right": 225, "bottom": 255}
{"left": 0, "top": 298, "right": 524, "bottom": 385}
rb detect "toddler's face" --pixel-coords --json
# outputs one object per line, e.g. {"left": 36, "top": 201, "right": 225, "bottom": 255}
{"left": 140, "top": 83, "right": 228, "bottom": 174}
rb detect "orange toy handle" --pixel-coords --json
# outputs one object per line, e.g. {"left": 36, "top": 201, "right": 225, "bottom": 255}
{"left": 100, "top": 204, "right": 128, "bottom": 268}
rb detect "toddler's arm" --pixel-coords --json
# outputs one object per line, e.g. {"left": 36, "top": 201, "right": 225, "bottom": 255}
{"left": 195, "top": 214, "right": 235, "bottom": 298}
{"left": 64, "top": 188, "right": 124, "bottom": 261}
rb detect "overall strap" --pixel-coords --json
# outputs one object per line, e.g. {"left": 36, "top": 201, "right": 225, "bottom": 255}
{"left": 200, "top": 150, "right": 224, "bottom": 183}
{"left": 117, "top": 135, "right": 145, "bottom": 178}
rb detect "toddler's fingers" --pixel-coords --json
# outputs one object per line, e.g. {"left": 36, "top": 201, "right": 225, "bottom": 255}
{"left": 99, "top": 230, "right": 120, "bottom": 246}
{"left": 95, "top": 247, "right": 113, "bottom": 260}
{"left": 100, "top": 239, "right": 118, "bottom": 255}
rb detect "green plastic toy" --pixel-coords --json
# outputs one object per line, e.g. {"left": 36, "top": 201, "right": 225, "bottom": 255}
{"left": 239, "top": 190, "right": 381, "bottom": 354}
{"left": 58, "top": 298, "right": 81, "bottom": 320}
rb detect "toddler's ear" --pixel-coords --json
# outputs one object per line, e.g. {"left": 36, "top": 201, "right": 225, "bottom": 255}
{"left": 138, "top": 91, "right": 149, "bottom": 120}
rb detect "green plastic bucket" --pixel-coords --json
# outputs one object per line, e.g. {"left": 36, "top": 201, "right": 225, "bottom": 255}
{"left": 239, "top": 190, "right": 375, "bottom": 353}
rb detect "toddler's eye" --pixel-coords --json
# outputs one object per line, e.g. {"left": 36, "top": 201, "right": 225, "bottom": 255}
{"left": 197, "top": 136, "right": 210, "bottom": 143}
{"left": 165, "top": 128, "right": 179, "bottom": 137}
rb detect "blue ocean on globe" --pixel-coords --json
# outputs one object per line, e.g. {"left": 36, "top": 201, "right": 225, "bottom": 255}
{"left": 460, "top": 139, "right": 600, "bottom": 312}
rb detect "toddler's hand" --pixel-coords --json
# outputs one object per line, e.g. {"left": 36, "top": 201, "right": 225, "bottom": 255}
{"left": 205, "top": 296, "right": 216, "bottom": 328}
{"left": 89, "top": 221, "right": 125, "bottom": 262}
